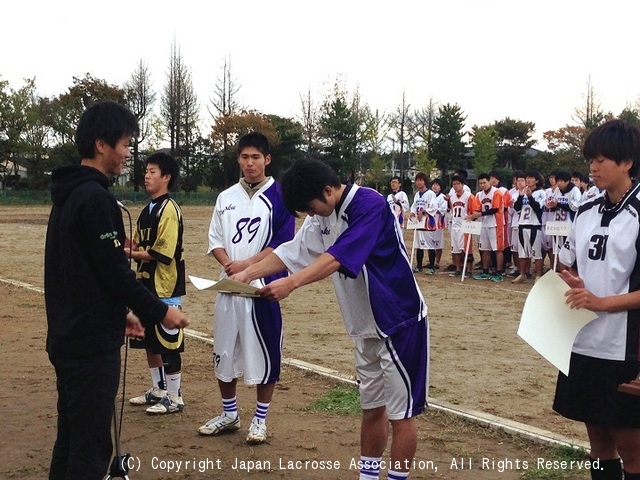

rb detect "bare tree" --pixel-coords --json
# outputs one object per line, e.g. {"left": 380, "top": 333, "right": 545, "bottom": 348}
{"left": 573, "top": 76, "right": 607, "bottom": 130}
{"left": 161, "top": 38, "right": 200, "bottom": 188}
{"left": 388, "top": 90, "right": 414, "bottom": 179}
{"left": 413, "top": 96, "right": 438, "bottom": 152}
{"left": 208, "top": 54, "right": 242, "bottom": 186}
{"left": 124, "top": 59, "right": 156, "bottom": 191}
{"left": 298, "top": 87, "right": 319, "bottom": 156}
{"left": 209, "top": 53, "right": 242, "bottom": 118}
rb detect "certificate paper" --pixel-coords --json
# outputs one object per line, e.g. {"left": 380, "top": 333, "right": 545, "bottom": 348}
{"left": 188, "top": 275, "right": 260, "bottom": 297}
{"left": 517, "top": 271, "right": 597, "bottom": 375}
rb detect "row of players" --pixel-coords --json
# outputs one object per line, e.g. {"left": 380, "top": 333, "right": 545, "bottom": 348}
{"left": 386, "top": 170, "right": 603, "bottom": 283}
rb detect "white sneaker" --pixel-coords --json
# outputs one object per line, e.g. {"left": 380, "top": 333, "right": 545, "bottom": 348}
{"left": 511, "top": 274, "right": 527, "bottom": 284}
{"left": 198, "top": 413, "right": 240, "bottom": 436}
{"left": 146, "top": 393, "right": 184, "bottom": 414}
{"left": 129, "top": 387, "right": 166, "bottom": 405}
{"left": 246, "top": 419, "right": 267, "bottom": 444}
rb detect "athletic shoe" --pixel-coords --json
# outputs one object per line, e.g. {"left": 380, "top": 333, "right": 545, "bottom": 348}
{"left": 412, "top": 267, "right": 422, "bottom": 273}
{"left": 491, "top": 273, "right": 504, "bottom": 282}
{"left": 246, "top": 419, "right": 267, "bottom": 444}
{"left": 449, "top": 271, "right": 462, "bottom": 277}
{"left": 425, "top": 268, "right": 435, "bottom": 275}
{"left": 511, "top": 274, "right": 527, "bottom": 284}
{"left": 445, "top": 264, "right": 456, "bottom": 272}
{"left": 146, "top": 393, "right": 184, "bottom": 414}
{"left": 473, "top": 272, "right": 492, "bottom": 280}
{"left": 129, "top": 387, "right": 166, "bottom": 406}
{"left": 434, "top": 264, "right": 440, "bottom": 269}
{"left": 198, "top": 413, "right": 240, "bottom": 436}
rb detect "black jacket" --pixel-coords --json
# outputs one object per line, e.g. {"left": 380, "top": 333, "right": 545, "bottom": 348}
{"left": 45, "top": 165, "right": 168, "bottom": 358}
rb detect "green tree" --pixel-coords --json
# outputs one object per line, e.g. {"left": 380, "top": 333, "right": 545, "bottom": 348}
{"left": 619, "top": 107, "right": 640, "bottom": 128}
{"left": 266, "top": 114, "right": 303, "bottom": 178}
{"left": 317, "top": 78, "right": 360, "bottom": 182}
{"left": 430, "top": 103, "right": 466, "bottom": 179}
{"left": 493, "top": 117, "right": 535, "bottom": 170}
{"left": 470, "top": 125, "right": 497, "bottom": 175}
{"left": 43, "top": 73, "right": 126, "bottom": 147}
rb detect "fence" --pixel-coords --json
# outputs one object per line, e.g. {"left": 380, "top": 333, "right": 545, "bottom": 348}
{"left": 0, "top": 189, "right": 220, "bottom": 206}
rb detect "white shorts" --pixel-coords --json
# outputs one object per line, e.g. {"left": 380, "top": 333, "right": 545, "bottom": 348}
{"left": 213, "top": 294, "right": 283, "bottom": 384}
{"left": 517, "top": 227, "right": 543, "bottom": 260}
{"left": 510, "top": 227, "right": 519, "bottom": 252}
{"left": 450, "top": 228, "right": 473, "bottom": 254}
{"left": 415, "top": 229, "right": 444, "bottom": 250}
{"left": 355, "top": 320, "right": 429, "bottom": 420}
{"left": 478, "top": 226, "right": 498, "bottom": 251}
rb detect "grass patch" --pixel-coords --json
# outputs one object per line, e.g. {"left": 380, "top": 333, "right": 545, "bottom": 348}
{"left": 521, "top": 444, "right": 589, "bottom": 479}
{"left": 305, "top": 385, "right": 360, "bottom": 415}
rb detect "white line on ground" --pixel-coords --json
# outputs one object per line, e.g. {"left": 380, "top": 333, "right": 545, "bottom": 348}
{"left": 4, "top": 277, "right": 587, "bottom": 451}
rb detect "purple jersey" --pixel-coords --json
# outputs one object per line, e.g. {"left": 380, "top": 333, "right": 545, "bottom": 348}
{"left": 274, "top": 185, "right": 427, "bottom": 338}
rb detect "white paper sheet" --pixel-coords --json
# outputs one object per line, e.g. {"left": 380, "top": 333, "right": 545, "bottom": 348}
{"left": 517, "top": 270, "right": 597, "bottom": 375}
{"left": 188, "top": 275, "right": 260, "bottom": 297}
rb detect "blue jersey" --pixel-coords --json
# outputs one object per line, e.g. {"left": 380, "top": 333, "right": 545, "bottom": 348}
{"left": 274, "top": 185, "right": 427, "bottom": 338}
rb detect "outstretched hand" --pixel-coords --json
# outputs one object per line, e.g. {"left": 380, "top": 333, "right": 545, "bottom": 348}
{"left": 258, "top": 277, "right": 295, "bottom": 302}
{"left": 162, "top": 306, "right": 190, "bottom": 329}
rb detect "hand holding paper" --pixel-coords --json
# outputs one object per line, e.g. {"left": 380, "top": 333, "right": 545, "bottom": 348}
{"left": 517, "top": 270, "right": 597, "bottom": 375}
{"left": 188, "top": 275, "right": 260, "bottom": 297}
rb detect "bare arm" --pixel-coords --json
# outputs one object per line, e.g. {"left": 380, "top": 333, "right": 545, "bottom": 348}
{"left": 233, "top": 252, "right": 342, "bottom": 302}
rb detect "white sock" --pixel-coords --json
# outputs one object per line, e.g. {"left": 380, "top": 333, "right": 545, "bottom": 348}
{"left": 166, "top": 372, "right": 181, "bottom": 397}
{"left": 150, "top": 366, "right": 166, "bottom": 391}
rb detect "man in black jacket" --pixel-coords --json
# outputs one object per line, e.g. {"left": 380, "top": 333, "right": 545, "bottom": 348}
{"left": 44, "top": 101, "right": 189, "bottom": 480}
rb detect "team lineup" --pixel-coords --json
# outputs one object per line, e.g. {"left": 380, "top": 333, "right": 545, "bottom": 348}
{"left": 43, "top": 102, "right": 640, "bottom": 480}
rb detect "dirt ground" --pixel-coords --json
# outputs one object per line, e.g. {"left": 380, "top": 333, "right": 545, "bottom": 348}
{"left": 0, "top": 205, "right": 591, "bottom": 479}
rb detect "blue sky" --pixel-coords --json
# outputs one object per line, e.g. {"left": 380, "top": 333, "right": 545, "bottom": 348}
{"left": 4, "top": 0, "right": 640, "bottom": 147}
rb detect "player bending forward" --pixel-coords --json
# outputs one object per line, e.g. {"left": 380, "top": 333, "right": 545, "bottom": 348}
{"left": 234, "top": 158, "right": 429, "bottom": 480}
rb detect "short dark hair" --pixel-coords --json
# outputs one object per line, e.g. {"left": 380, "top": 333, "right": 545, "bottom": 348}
{"left": 571, "top": 171, "right": 584, "bottom": 182}
{"left": 451, "top": 174, "right": 465, "bottom": 184}
{"left": 145, "top": 152, "right": 180, "bottom": 190}
{"left": 555, "top": 170, "right": 571, "bottom": 182}
{"left": 488, "top": 170, "right": 501, "bottom": 182}
{"left": 477, "top": 173, "right": 490, "bottom": 182}
{"left": 454, "top": 168, "right": 468, "bottom": 180}
{"left": 75, "top": 101, "right": 139, "bottom": 160}
{"left": 513, "top": 170, "right": 525, "bottom": 180}
{"left": 390, "top": 176, "right": 401, "bottom": 183}
{"left": 281, "top": 159, "right": 341, "bottom": 215}
{"left": 430, "top": 178, "right": 443, "bottom": 188}
{"left": 583, "top": 119, "right": 640, "bottom": 178}
{"left": 414, "top": 172, "right": 428, "bottom": 183}
{"left": 237, "top": 131, "right": 270, "bottom": 157}
{"left": 525, "top": 170, "right": 544, "bottom": 187}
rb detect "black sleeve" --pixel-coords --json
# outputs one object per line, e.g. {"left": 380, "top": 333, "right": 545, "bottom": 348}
{"left": 514, "top": 195, "right": 523, "bottom": 212}
{"left": 79, "top": 194, "right": 168, "bottom": 326}
{"left": 481, "top": 207, "right": 498, "bottom": 216}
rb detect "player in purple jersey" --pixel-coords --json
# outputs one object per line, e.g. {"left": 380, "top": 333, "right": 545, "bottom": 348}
{"left": 233, "top": 159, "right": 428, "bottom": 480}
{"left": 557, "top": 120, "right": 640, "bottom": 480}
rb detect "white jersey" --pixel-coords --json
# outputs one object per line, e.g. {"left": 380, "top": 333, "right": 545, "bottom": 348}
{"left": 551, "top": 184, "right": 582, "bottom": 222}
{"left": 208, "top": 178, "right": 294, "bottom": 287}
{"left": 508, "top": 187, "right": 520, "bottom": 228}
{"left": 516, "top": 189, "right": 546, "bottom": 227}
{"left": 559, "top": 182, "right": 640, "bottom": 361}
{"left": 387, "top": 190, "right": 410, "bottom": 226}
{"left": 582, "top": 185, "right": 604, "bottom": 204}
